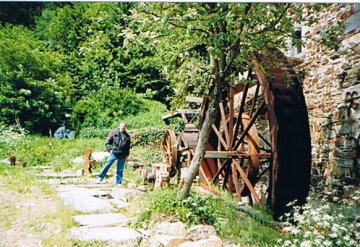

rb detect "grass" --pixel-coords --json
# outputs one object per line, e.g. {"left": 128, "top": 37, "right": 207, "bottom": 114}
{"left": 128, "top": 186, "right": 281, "bottom": 246}
{"left": 0, "top": 133, "right": 283, "bottom": 246}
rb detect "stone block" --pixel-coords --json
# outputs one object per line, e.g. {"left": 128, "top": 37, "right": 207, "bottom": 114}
{"left": 155, "top": 221, "right": 187, "bottom": 237}
{"left": 179, "top": 236, "right": 223, "bottom": 247}
{"left": 70, "top": 226, "right": 142, "bottom": 246}
{"left": 154, "top": 234, "right": 187, "bottom": 247}
{"left": 110, "top": 188, "right": 138, "bottom": 202}
{"left": 73, "top": 213, "right": 128, "bottom": 227}
{"left": 186, "top": 225, "right": 217, "bottom": 241}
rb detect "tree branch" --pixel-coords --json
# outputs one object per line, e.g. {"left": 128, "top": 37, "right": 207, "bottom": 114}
{"left": 139, "top": 9, "right": 210, "bottom": 37}
{"left": 221, "top": 3, "right": 252, "bottom": 80}
{"left": 249, "top": 4, "right": 291, "bottom": 36}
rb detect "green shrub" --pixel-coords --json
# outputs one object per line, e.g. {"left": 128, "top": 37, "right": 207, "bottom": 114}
{"left": 133, "top": 187, "right": 280, "bottom": 245}
{"left": 78, "top": 126, "right": 113, "bottom": 139}
{"left": 131, "top": 127, "right": 166, "bottom": 147}
{"left": 123, "top": 99, "right": 167, "bottom": 129}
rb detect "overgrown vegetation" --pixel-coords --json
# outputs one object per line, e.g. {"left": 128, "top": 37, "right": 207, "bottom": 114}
{"left": 131, "top": 187, "right": 281, "bottom": 246}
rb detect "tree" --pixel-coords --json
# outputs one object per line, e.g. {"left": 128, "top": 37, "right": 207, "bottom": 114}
{"left": 0, "top": 24, "right": 65, "bottom": 133}
{"left": 127, "top": 3, "right": 323, "bottom": 200}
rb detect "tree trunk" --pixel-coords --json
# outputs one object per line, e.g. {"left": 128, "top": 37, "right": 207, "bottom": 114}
{"left": 177, "top": 62, "right": 223, "bottom": 200}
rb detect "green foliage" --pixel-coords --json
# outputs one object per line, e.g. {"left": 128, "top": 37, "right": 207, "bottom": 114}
{"left": 77, "top": 98, "right": 167, "bottom": 138}
{"left": 123, "top": 99, "right": 167, "bottom": 129}
{"left": 132, "top": 128, "right": 166, "bottom": 147}
{"left": 36, "top": 2, "right": 172, "bottom": 106}
{"left": 78, "top": 126, "right": 113, "bottom": 139}
{"left": 320, "top": 22, "right": 345, "bottom": 51}
{"left": 0, "top": 24, "right": 65, "bottom": 133}
{"left": 134, "top": 187, "right": 281, "bottom": 245}
{"left": 71, "top": 87, "right": 145, "bottom": 131}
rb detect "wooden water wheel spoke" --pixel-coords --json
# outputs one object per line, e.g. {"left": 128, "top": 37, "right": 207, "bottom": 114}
{"left": 212, "top": 124, "right": 229, "bottom": 150}
{"left": 219, "top": 102, "right": 231, "bottom": 145}
{"left": 258, "top": 132, "right": 272, "bottom": 149}
{"left": 234, "top": 100, "right": 265, "bottom": 151}
{"left": 228, "top": 89, "right": 234, "bottom": 148}
{"left": 233, "top": 159, "right": 260, "bottom": 203}
{"left": 232, "top": 77, "right": 250, "bottom": 145}
{"left": 222, "top": 163, "right": 231, "bottom": 190}
{"left": 211, "top": 159, "right": 228, "bottom": 183}
{"left": 231, "top": 162, "right": 242, "bottom": 201}
{"left": 246, "top": 134, "right": 261, "bottom": 153}
{"left": 249, "top": 81, "right": 260, "bottom": 118}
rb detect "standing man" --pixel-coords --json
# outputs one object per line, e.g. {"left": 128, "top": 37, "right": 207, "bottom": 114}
{"left": 96, "top": 122, "right": 131, "bottom": 185}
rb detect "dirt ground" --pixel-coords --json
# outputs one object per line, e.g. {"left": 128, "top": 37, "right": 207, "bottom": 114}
{"left": 0, "top": 180, "right": 61, "bottom": 247}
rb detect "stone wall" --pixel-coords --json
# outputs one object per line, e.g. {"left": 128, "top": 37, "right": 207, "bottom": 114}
{"left": 297, "top": 4, "right": 360, "bottom": 180}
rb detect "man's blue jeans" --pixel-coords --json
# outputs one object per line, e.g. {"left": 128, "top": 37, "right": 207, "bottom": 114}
{"left": 98, "top": 152, "right": 125, "bottom": 184}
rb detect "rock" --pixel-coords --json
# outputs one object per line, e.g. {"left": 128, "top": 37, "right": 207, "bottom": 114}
{"left": 92, "top": 151, "right": 110, "bottom": 162}
{"left": 110, "top": 187, "right": 138, "bottom": 202}
{"left": 0, "top": 158, "right": 10, "bottom": 165}
{"left": 72, "top": 156, "right": 84, "bottom": 165}
{"left": 153, "top": 234, "right": 187, "bottom": 247}
{"left": 73, "top": 213, "right": 128, "bottom": 227}
{"left": 70, "top": 226, "right": 142, "bottom": 246}
{"left": 109, "top": 199, "right": 129, "bottom": 209}
{"left": 179, "top": 236, "right": 223, "bottom": 247}
{"left": 57, "top": 186, "right": 114, "bottom": 213}
{"left": 137, "top": 185, "right": 147, "bottom": 192}
{"left": 186, "top": 225, "right": 217, "bottom": 241}
{"left": 76, "top": 169, "right": 83, "bottom": 176}
{"left": 155, "top": 221, "right": 187, "bottom": 237}
{"left": 127, "top": 183, "right": 137, "bottom": 189}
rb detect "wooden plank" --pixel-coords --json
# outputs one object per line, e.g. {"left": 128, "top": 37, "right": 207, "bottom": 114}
{"left": 233, "top": 159, "right": 261, "bottom": 204}
{"left": 229, "top": 88, "right": 234, "bottom": 148}
{"left": 234, "top": 100, "right": 265, "bottom": 151}
{"left": 231, "top": 162, "right": 242, "bottom": 201}
{"left": 204, "top": 151, "right": 271, "bottom": 159}
{"left": 176, "top": 109, "right": 200, "bottom": 114}
{"left": 219, "top": 102, "right": 230, "bottom": 145}
{"left": 185, "top": 96, "right": 203, "bottom": 104}
{"left": 232, "top": 78, "right": 250, "bottom": 146}
{"left": 211, "top": 124, "right": 229, "bottom": 150}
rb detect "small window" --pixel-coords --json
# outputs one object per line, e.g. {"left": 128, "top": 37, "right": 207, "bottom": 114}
{"left": 294, "top": 29, "right": 302, "bottom": 54}
{"left": 289, "top": 27, "right": 304, "bottom": 58}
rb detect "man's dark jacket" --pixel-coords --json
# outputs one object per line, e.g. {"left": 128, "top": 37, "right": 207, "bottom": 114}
{"left": 105, "top": 130, "right": 131, "bottom": 158}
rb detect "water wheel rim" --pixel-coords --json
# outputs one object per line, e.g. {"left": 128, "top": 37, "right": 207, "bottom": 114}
{"left": 162, "top": 129, "right": 177, "bottom": 166}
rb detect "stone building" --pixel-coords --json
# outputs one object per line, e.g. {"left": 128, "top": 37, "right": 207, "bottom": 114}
{"left": 290, "top": 3, "right": 360, "bottom": 181}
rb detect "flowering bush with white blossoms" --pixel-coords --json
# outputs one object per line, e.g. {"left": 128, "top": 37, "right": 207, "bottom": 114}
{"left": 276, "top": 199, "right": 360, "bottom": 247}
{"left": 0, "top": 124, "right": 26, "bottom": 146}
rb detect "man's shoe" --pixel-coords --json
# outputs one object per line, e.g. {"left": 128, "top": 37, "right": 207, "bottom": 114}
{"left": 115, "top": 183, "right": 122, "bottom": 187}
{"left": 96, "top": 178, "right": 102, "bottom": 184}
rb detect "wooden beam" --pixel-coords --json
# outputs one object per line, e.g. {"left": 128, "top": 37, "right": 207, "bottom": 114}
{"left": 233, "top": 159, "right": 261, "bottom": 204}
{"left": 219, "top": 102, "right": 230, "bottom": 145}
{"left": 186, "top": 96, "right": 203, "bottom": 104}
{"left": 211, "top": 124, "right": 229, "bottom": 150}
{"left": 231, "top": 162, "right": 242, "bottom": 201}
{"left": 204, "top": 151, "right": 271, "bottom": 159}
{"left": 234, "top": 100, "right": 265, "bottom": 151}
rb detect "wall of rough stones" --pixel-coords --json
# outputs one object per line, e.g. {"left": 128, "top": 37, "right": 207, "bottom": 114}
{"left": 296, "top": 4, "right": 360, "bottom": 180}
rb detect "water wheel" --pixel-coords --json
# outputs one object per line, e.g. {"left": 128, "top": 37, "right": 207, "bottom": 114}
{"left": 201, "top": 49, "right": 311, "bottom": 218}
{"left": 162, "top": 129, "right": 177, "bottom": 168}
{"left": 161, "top": 49, "right": 311, "bottom": 218}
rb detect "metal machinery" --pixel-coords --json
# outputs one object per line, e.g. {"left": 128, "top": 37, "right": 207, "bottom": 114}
{"left": 161, "top": 49, "right": 311, "bottom": 218}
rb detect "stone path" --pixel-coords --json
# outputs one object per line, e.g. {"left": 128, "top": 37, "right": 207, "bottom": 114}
{"left": 36, "top": 169, "right": 225, "bottom": 247}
